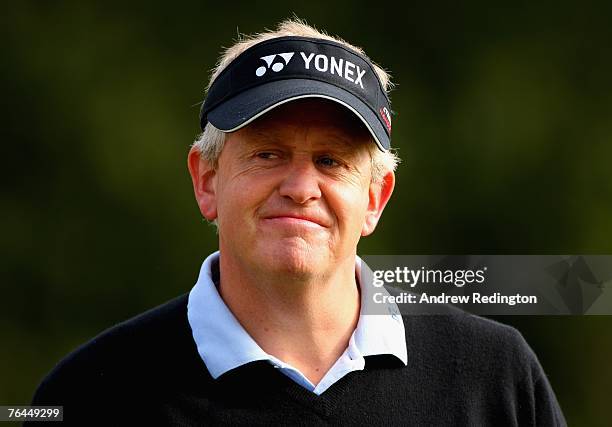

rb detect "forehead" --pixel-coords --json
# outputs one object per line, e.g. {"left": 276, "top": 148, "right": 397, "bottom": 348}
{"left": 241, "top": 98, "right": 372, "bottom": 148}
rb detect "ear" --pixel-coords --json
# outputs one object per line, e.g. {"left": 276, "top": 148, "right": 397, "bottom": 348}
{"left": 361, "top": 170, "right": 395, "bottom": 236}
{"left": 187, "top": 146, "right": 218, "bottom": 221}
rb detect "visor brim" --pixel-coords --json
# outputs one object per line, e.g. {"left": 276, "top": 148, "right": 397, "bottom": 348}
{"left": 205, "top": 79, "right": 390, "bottom": 151}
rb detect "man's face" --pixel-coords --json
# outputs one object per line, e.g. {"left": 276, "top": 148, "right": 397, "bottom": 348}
{"left": 190, "top": 99, "right": 393, "bottom": 278}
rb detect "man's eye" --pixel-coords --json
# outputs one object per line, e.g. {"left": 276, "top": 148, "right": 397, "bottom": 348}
{"left": 317, "top": 156, "right": 340, "bottom": 168}
{"left": 256, "top": 152, "right": 279, "bottom": 159}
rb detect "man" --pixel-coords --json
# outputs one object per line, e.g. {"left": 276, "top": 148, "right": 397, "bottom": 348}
{"left": 30, "top": 19, "right": 566, "bottom": 426}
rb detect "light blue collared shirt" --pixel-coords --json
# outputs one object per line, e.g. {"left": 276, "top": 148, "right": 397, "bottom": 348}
{"left": 187, "top": 251, "right": 407, "bottom": 395}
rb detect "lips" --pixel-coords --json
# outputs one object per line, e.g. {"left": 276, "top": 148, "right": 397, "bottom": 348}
{"left": 262, "top": 213, "right": 330, "bottom": 228}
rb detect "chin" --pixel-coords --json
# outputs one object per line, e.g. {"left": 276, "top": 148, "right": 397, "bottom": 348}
{"left": 259, "top": 239, "right": 327, "bottom": 278}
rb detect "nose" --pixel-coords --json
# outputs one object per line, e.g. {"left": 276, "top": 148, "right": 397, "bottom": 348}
{"left": 278, "top": 158, "right": 322, "bottom": 204}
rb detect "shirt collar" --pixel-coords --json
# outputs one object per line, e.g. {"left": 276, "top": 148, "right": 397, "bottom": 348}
{"left": 187, "top": 251, "right": 407, "bottom": 379}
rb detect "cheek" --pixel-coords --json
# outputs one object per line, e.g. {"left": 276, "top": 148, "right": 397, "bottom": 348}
{"left": 214, "top": 174, "right": 247, "bottom": 230}
{"left": 328, "top": 182, "right": 370, "bottom": 231}
{"left": 215, "top": 172, "right": 276, "bottom": 226}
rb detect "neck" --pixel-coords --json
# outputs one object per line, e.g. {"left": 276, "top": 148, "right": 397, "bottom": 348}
{"left": 217, "top": 249, "right": 360, "bottom": 386}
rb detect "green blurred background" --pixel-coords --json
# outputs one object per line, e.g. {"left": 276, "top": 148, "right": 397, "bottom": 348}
{"left": 2, "top": 1, "right": 611, "bottom": 425}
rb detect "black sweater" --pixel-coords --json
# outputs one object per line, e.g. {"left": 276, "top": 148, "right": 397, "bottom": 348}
{"left": 29, "top": 294, "right": 566, "bottom": 426}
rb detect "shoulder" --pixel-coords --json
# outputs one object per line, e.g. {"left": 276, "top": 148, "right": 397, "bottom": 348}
{"left": 402, "top": 311, "right": 566, "bottom": 426}
{"left": 403, "top": 310, "right": 538, "bottom": 376}
{"left": 31, "top": 293, "right": 209, "bottom": 405}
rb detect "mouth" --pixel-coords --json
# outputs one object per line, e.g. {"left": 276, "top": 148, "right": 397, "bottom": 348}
{"left": 262, "top": 214, "right": 329, "bottom": 228}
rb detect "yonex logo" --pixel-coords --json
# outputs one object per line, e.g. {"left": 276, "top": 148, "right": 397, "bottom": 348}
{"left": 254, "top": 51, "right": 368, "bottom": 90}
{"left": 255, "top": 52, "right": 295, "bottom": 77}
{"left": 300, "top": 53, "right": 366, "bottom": 89}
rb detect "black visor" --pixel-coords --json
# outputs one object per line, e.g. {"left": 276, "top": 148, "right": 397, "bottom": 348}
{"left": 199, "top": 36, "right": 393, "bottom": 151}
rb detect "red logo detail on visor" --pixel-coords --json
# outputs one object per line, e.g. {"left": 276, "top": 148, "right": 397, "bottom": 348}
{"left": 380, "top": 107, "right": 392, "bottom": 134}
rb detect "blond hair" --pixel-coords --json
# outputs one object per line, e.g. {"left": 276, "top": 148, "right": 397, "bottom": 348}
{"left": 193, "top": 17, "right": 400, "bottom": 182}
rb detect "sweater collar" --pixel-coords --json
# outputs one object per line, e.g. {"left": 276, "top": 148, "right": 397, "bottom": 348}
{"left": 187, "top": 251, "right": 407, "bottom": 380}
